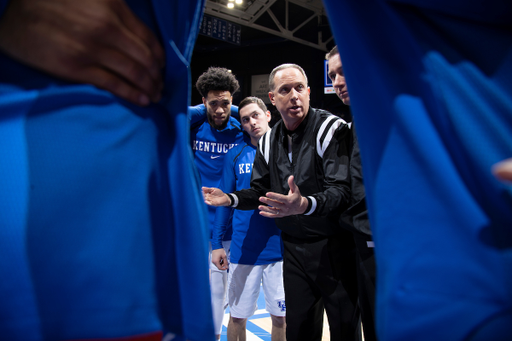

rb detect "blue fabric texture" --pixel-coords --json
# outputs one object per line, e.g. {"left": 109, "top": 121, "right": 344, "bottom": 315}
{"left": 211, "top": 143, "right": 283, "bottom": 265}
{"left": 0, "top": 0, "right": 214, "bottom": 340}
{"left": 323, "top": 0, "right": 512, "bottom": 340}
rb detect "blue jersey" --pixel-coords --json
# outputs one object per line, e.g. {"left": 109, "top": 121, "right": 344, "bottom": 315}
{"left": 212, "top": 143, "right": 283, "bottom": 265}
{"left": 323, "top": 0, "right": 512, "bottom": 340}
{"left": 0, "top": 1, "right": 213, "bottom": 340}
{"left": 189, "top": 105, "right": 245, "bottom": 237}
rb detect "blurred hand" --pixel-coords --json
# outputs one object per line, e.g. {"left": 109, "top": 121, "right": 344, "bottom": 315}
{"left": 492, "top": 158, "right": 512, "bottom": 183}
{"left": 0, "top": 0, "right": 165, "bottom": 106}
{"left": 258, "top": 175, "right": 308, "bottom": 218}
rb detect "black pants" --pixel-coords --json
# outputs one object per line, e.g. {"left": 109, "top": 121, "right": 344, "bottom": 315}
{"left": 353, "top": 233, "right": 377, "bottom": 341}
{"left": 282, "top": 233, "right": 360, "bottom": 341}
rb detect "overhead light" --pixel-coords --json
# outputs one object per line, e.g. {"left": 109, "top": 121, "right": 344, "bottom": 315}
{"left": 235, "top": 0, "right": 242, "bottom": 4}
{"left": 227, "top": 2, "right": 234, "bottom": 8}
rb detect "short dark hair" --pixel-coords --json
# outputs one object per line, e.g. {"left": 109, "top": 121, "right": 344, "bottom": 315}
{"left": 195, "top": 67, "right": 240, "bottom": 98}
{"left": 268, "top": 63, "right": 308, "bottom": 91}
{"left": 239, "top": 96, "right": 267, "bottom": 114}
{"left": 325, "top": 45, "right": 339, "bottom": 60}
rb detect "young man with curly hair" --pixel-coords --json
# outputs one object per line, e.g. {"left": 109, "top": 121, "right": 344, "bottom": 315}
{"left": 189, "top": 66, "right": 246, "bottom": 340}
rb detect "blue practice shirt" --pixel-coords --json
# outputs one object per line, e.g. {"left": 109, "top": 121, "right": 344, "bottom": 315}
{"left": 211, "top": 143, "right": 283, "bottom": 265}
{"left": 0, "top": 1, "right": 213, "bottom": 340}
{"left": 189, "top": 104, "right": 245, "bottom": 238}
{"left": 323, "top": 1, "right": 512, "bottom": 340}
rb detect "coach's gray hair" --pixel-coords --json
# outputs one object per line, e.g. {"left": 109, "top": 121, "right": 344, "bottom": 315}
{"left": 268, "top": 63, "right": 308, "bottom": 91}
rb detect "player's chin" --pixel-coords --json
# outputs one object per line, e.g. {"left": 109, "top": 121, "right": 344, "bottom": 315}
{"left": 213, "top": 118, "right": 229, "bottom": 130}
{"left": 252, "top": 131, "right": 264, "bottom": 139}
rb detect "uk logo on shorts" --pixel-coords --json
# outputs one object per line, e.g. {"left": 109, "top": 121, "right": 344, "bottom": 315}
{"left": 277, "top": 300, "right": 286, "bottom": 312}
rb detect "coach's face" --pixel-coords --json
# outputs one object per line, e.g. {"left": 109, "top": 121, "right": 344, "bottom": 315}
{"left": 203, "top": 90, "right": 232, "bottom": 130}
{"left": 269, "top": 67, "right": 310, "bottom": 131}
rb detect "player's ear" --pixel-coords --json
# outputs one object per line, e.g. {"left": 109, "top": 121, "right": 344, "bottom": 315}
{"left": 265, "top": 110, "right": 271, "bottom": 122}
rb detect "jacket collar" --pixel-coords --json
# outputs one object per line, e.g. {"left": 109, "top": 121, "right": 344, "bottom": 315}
{"left": 280, "top": 106, "right": 314, "bottom": 138}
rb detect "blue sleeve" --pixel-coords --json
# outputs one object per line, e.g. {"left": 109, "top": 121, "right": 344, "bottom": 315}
{"left": 187, "top": 104, "right": 239, "bottom": 125}
{"left": 211, "top": 148, "right": 237, "bottom": 250}
{"left": 230, "top": 105, "right": 239, "bottom": 120}
{"left": 187, "top": 104, "right": 206, "bottom": 126}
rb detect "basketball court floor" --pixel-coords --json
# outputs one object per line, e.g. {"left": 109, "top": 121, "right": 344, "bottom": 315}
{"left": 219, "top": 285, "right": 332, "bottom": 341}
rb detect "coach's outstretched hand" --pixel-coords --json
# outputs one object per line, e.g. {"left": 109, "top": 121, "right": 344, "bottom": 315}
{"left": 0, "top": 0, "right": 165, "bottom": 106}
{"left": 202, "top": 187, "right": 231, "bottom": 207}
{"left": 259, "top": 175, "right": 308, "bottom": 218}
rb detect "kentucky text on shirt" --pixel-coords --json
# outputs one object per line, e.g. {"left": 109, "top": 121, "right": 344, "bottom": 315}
{"left": 238, "top": 163, "right": 253, "bottom": 175}
{"left": 193, "top": 140, "right": 238, "bottom": 153}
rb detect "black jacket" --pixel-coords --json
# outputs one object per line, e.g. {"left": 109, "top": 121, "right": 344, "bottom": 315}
{"left": 339, "top": 126, "right": 373, "bottom": 238}
{"left": 230, "top": 107, "right": 352, "bottom": 240}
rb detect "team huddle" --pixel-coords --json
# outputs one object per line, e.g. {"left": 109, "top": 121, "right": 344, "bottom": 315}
{"left": 191, "top": 57, "right": 376, "bottom": 341}
{"left": 1, "top": 0, "right": 510, "bottom": 340}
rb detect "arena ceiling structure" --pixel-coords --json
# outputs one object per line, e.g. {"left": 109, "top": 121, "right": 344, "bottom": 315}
{"left": 201, "top": 0, "right": 333, "bottom": 51}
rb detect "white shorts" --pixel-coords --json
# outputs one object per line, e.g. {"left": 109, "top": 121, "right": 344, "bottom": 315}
{"left": 227, "top": 261, "right": 286, "bottom": 319}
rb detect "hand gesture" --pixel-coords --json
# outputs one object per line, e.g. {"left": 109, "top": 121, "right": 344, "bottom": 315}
{"left": 202, "top": 187, "right": 231, "bottom": 207}
{"left": 258, "top": 175, "right": 309, "bottom": 218}
{"left": 0, "top": 0, "right": 165, "bottom": 106}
